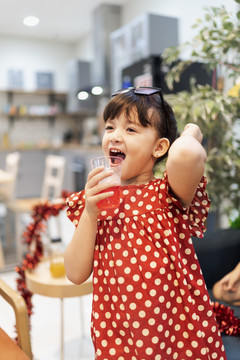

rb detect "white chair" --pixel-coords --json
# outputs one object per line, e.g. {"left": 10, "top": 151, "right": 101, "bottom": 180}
{"left": 41, "top": 155, "right": 66, "bottom": 199}
{"left": 5, "top": 151, "right": 20, "bottom": 200}
{"left": 6, "top": 154, "right": 66, "bottom": 261}
{"left": 0, "top": 152, "right": 20, "bottom": 267}
{"left": 0, "top": 236, "right": 5, "bottom": 269}
{"left": 0, "top": 151, "right": 20, "bottom": 202}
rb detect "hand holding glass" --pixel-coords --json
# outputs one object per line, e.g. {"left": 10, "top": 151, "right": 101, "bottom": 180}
{"left": 90, "top": 156, "right": 122, "bottom": 209}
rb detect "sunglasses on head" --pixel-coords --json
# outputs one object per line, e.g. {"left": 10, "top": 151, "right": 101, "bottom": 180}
{"left": 111, "top": 87, "right": 168, "bottom": 136}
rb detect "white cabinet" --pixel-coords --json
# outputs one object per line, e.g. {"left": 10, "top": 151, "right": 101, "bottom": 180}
{"left": 110, "top": 13, "right": 178, "bottom": 92}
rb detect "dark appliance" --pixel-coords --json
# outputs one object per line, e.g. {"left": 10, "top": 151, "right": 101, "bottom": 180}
{"left": 122, "top": 56, "right": 212, "bottom": 94}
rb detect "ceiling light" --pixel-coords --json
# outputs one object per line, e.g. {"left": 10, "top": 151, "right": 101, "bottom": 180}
{"left": 77, "top": 91, "right": 89, "bottom": 100}
{"left": 91, "top": 86, "right": 103, "bottom": 96}
{"left": 23, "top": 16, "right": 40, "bottom": 27}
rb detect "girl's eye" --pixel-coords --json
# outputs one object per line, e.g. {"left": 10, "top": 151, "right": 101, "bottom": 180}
{"left": 127, "top": 127, "right": 136, "bottom": 133}
{"left": 105, "top": 125, "right": 113, "bottom": 130}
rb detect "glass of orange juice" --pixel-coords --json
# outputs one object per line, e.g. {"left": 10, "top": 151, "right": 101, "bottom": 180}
{"left": 49, "top": 238, "right": 66, "bottom": 278}
{"left": 50, "top": 260, "right": 65, "bottom": 278}
{"left": 90, "top": 156, "right": 122, "bottom": 209}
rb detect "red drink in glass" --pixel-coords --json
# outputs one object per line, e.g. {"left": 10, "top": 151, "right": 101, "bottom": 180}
{"left": 97, "top": 185, "right": 120, "bottom": 209}
{"left": 90, "top": 156, "right": 122, "bottom": 209}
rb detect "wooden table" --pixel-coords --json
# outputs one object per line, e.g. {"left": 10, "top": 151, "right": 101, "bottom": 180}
{"left": 25, "top": 260, "right": 93, "bottom": 360}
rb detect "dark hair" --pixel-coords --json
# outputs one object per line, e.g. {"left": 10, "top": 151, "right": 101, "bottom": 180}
{"left": 103, "top": 90, "right": 178, "bottom": 162}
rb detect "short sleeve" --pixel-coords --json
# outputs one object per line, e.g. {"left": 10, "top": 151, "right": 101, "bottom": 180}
{"left": 188, "top": 176, "right": 210, "bottom": 237}
{"left": 66, "top": 190, "right": 85, "bottom": 228}
{"left": 161, "top": 172, "right": 210, "bottom": 238}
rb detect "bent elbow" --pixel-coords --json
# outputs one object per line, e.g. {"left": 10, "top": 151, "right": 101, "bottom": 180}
{"left": 64, "top": 257, "right": 92, "bottom": 285}
{"left": 177, "top": 143, "right": 206, "bottom": 168}
{"left": 65, "top": 271, "right": 81, "bottom": 285}
{"left": 65, "top": 269, "right": 90, "bottom": 285}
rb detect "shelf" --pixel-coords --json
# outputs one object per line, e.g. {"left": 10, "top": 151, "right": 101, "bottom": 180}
{"left": 0, "top": 89, "right": 96, "bottom": 118}
{"left": 0, "top": 112, "right": 73, "bottom": 119}
{"left": 0, "top": 89, "right": 66, "bottom": 97}
{"left": 0, "top": 89, "right": 70, "bottom": 124}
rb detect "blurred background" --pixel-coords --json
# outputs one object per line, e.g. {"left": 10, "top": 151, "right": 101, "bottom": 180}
{"left": 0, "top": 0, "right": 237, "bottom": 153}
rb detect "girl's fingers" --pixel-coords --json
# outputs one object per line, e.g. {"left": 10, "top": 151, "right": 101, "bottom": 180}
{"left": 86, "top": 168, "right": 114, "bottom": 190}
{"left": 183, "top": 123, "right": 203, "bottom": 143}
{"left": 88, "top": 190, "right": 114, "bottom": 204}
{"left": 84, "top": 189, "right": 114, "bottom": 214}
{"left": 87, "top": 166, "right": 104, "bottom": 182}
{"left": 86, "top": 180, "right": 116, "bottom": 201}
{"left": 84, "top": 167, "right": 117, "bottom": 212}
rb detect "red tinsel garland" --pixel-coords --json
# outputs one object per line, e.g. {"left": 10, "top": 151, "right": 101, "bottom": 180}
{"left": 15, "top": 191, "right": 240, "bottom": 337}
{"left": 212, "top": 301, "right": 240, "bottom": 336}
{"left": 15, "top": 191, "right": 71, "bottom": 318}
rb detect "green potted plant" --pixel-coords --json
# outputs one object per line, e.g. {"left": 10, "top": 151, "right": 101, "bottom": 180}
{"left": 159, "top": 0, "right": 240, "bottom": 229}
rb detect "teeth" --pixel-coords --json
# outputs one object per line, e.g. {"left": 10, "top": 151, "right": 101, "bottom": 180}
{"left": 110, "top": 149, "right": 126, "bottom": 160}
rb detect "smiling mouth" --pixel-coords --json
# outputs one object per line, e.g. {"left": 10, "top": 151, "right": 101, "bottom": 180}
{"left": 110, "top": 149, "right": 126, "bottom": 163}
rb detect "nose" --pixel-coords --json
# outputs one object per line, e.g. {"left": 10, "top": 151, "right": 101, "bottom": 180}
{"left": 109, "top": 128, "right": 123, "bottom": 143}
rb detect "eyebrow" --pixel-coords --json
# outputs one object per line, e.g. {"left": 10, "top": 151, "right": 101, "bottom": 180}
{"left": 126, "top": 116, "right": 142, "bottom": 126}
{"left": 106, "top": 116, "right": 141, "bottom": 127}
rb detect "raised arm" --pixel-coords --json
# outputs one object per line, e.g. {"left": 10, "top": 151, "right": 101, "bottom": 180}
{"left": 166, "top": 123, "right": 206, "bottom": 208}
{"left": 64, "top": 167, "right": 115, "bottom": 284}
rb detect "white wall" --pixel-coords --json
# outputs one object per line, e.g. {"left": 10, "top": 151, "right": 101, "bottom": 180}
{"left": 0, "top": 35, "right": 76, "bottom": 91}
{"left": 0, "top": 1, "right": 237, "bottom": 149}
{"left": 121, "top": 0, "right": 238, "bottom": 44}
{"left": 74, "top": 32, "right": 93, "bottom": 61}
{"left": 0, "top": 1, "right": 237, "bottom": 91}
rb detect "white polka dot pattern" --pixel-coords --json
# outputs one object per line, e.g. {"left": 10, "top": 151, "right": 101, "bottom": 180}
{"left": 66, "top": 173, "right": 226, "bottom": 360}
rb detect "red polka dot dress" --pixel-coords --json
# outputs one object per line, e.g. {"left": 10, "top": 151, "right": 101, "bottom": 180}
{"left": 66, "top": 173, "right": 227, "bottom": 360}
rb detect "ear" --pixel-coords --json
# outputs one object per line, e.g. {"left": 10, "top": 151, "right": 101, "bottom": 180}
{"left": 153, "top": 138, "right": 170, "bottom": 159}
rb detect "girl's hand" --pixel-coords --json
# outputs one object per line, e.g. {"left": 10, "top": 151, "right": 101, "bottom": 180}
{"left": 84, "top": 167, "right": 115, "bottom": 216}
{"left": 181, "top": 123, "right": 203, "bottom": 144}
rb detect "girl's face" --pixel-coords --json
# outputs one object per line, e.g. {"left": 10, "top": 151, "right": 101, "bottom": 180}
{"left": 102, "top": 109, "right": 169, "bottom": 185}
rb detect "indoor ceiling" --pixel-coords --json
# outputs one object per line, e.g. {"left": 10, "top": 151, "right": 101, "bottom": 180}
{"left": 0, "top": 0, "right": 128, "bottom": 43}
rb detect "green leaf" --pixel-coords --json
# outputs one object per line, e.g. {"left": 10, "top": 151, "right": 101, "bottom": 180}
{"left": 205, "top": 99, "right": 217, "bottom": 115}
{"left": 162, "top": 2, "right": 240, "bottom": 217}
{"left": 223, "top": 22, "right": 234, "bottom": 31}
{"left": 191, "top": 50, "right": 198, "bottom": 57}
{"left": 229, "top": 216, "right": 240, "bottom": 229}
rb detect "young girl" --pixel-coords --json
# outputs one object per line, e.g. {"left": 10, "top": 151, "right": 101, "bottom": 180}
{"left": 64, "top": 87, "right": 227, "bottom": 360}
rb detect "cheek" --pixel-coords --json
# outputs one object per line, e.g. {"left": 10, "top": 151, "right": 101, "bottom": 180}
{"left": 101, "top": 136, "right": 112, "bottom": 157}
{"left": 101, "top": 134, "right": 108, "bottom": 148}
